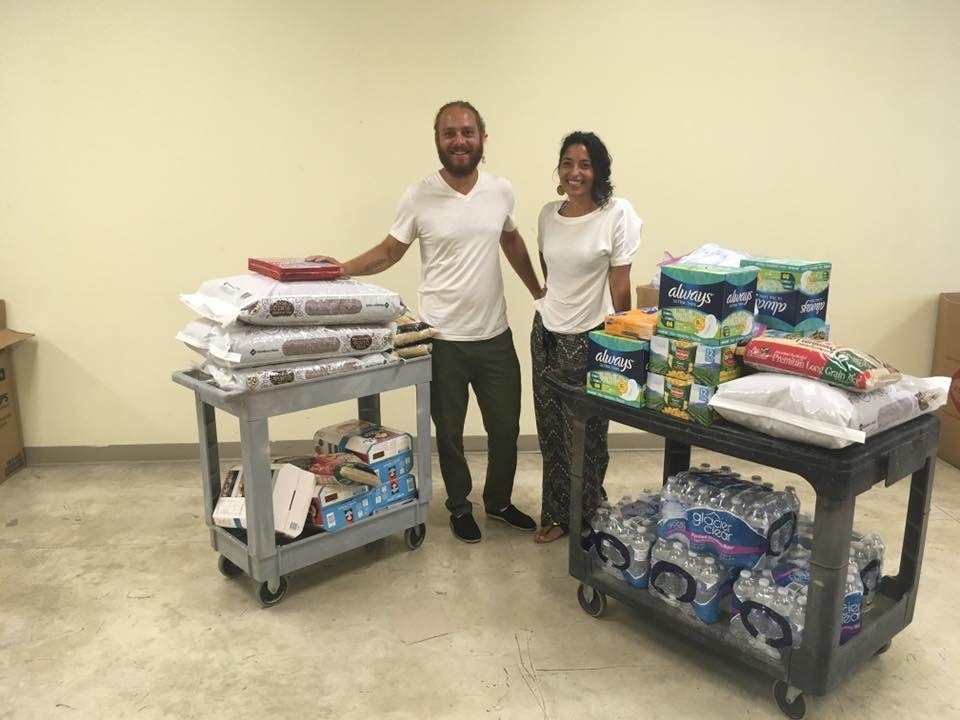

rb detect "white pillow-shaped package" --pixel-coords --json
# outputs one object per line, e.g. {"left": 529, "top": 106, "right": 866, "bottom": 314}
{"left": 181, "top": 274, "right": 405, "bottom": 326}
{"left": 177, "top": 318, "right": 395, "bottom": 368}
{"left": 709, "top": 372, "right": 950, "bottom": 449}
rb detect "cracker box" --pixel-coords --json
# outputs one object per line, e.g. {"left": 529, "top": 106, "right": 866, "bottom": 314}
{"left": 212, "top": 463, "right": 316, "bottom": 538}
{"left": 604, "top": 307, "right": 659, "bottom": 340}
{"left": 314, "top": 419, "right": 413, "bottom": 466}
{"left": 645, "top": 372, "right": 719, "bottom": 425}
{"left": 586, "top": 331, "right": 648, "bottom": 408}
{"left": 648, "top": 334, "right": 742, "bottom": 387}
{"left": 746, "top": 257, "right": 831, "bottom": 334}
{"left": 371, "top": 473, "right": 417, "bottom": 511}
{"left": 657, "top": 264, "right": 758, "bottom": 345}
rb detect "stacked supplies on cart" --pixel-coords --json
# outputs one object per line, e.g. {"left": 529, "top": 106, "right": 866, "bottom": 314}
{"left": 587, "top": 465, "right": 888, "bottom": 656}
{"left": 212, "top": 462, "right": 316, "bottom": 539}
{"left": 709, "top": 335, "right": 951, "bottom": 448}
{"left": 307, "top": 419, "right": 418, "bottom": 531}
{"left": 178, "top": 273, "right": 406, "bottom": 392}
{"left": 393, "top": 313, "right": 437, "bottom": 359}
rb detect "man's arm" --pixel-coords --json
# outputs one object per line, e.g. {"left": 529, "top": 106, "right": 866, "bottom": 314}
{"left": 500, "top": 229, "right": 545, "bottom": 299}
{"left": 308, "top": 235, "right": 409, "bottom": 277}
{"left": 609, "top": 264, "right": 632, "bottom": 312}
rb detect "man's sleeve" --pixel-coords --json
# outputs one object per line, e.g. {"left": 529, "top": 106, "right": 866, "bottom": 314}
{"left": 611, "top": 199, "right": 643, "bottom": 266}
{"left": 388, "top": 186, "right": 417, "bottom": 245}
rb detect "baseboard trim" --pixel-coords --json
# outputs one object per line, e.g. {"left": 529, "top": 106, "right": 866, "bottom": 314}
{"left": 24, "top": 432, "right": 663, "bottom": 465}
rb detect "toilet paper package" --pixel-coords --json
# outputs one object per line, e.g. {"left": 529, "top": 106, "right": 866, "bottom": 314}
{"left": 657, "top": 264, "right": 758, "bottom": 346}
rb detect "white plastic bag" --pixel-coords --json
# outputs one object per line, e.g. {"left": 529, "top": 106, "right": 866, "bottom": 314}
{"left": 204, "top": 352, "right": 398, "bottom": 394}
{"left": 709, "top": 372, "right": 950, "bottom": 449}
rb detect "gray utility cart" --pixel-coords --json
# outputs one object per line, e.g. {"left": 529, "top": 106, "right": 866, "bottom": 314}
{"left": 172, "top": 355, "right": 432, "bottom": 607}
{"left": 548, "top": 373, "right": 940, "bottom": 720}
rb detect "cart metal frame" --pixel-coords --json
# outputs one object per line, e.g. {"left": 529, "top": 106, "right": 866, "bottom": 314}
{"left": 172, "top": 356, "right": 432, "bottom": 604}
{"left": 551, "top": 374, "right": 939, "bottom": 717}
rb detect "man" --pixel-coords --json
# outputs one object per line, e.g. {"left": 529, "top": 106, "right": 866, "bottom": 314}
{"left": 310, "top": 100, "right": 544, "bottom": 543}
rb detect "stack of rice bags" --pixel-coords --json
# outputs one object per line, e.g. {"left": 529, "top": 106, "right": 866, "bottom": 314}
{"left": 709, "top": 334, "right": 951, "bottom": 448}
{"left": 178, "top": 273, "right": 406, "bottom": 393}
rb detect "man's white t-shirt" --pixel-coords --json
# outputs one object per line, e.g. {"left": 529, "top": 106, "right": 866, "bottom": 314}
{"left": 389, "top": 170, "right": 516, "bottom": 341}
{"left": 536, "top": 197, "right": 642, "bottom": 334}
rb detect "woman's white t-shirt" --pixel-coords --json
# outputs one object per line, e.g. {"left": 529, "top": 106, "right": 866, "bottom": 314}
{"left": 536, "top": 197, "right": 642, "bottom": 334}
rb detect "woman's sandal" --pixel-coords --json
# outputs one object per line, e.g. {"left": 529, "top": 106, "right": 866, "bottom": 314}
{"left": 534, "top": 522, "right": 569, "bottom": 544}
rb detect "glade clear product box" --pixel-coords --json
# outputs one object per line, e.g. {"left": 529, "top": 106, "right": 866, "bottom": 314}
{"left": 657, "top": 263, "right": 758, "bottom": 345}
{"left": 744, "top": 257, "right": 830, "bottom": 335}
{"left": 647, "top": 334, "right": 743, "bottom": 387}
{"left": 585, "top": 331, "right": 649, "bottom": 409}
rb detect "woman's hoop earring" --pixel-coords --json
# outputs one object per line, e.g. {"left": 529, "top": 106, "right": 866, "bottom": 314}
{"left": 556, "top": 184, "right": 564, "bottom": 196}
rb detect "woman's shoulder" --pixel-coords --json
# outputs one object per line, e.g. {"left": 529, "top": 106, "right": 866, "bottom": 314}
{"left": 539, "top": 199, "right": 565, "bottom": 218}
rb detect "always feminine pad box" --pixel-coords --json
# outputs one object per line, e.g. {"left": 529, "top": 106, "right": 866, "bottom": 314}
{"left": 745, "top": 257, "right": 831, "bottom": 334}
{"left": 586, "top": 331, "right": 648, "bottom": 408}
{"left": 657, "top": 264, "right": 758, "bottom": 345}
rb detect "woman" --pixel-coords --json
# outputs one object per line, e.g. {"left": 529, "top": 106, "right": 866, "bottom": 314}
{"left": 532, "top": 131, "right": 642, "bottom": 543}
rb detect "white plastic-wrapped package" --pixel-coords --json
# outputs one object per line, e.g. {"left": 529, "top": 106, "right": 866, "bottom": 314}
{"left": 709, "top": 372, "right": 950, "bottom": 449}
{"left": 177, "top": 318, "right": 395, "bottom": 368}
{"left": 204, "top": 352, "right": 399, "bottom": 393}
{"left": 181, "top": 274, "right": 405, "bottom": 326}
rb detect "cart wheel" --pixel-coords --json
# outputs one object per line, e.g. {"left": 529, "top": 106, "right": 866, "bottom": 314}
{"left": 257, "top": 577, "right": 288, "bottom": 607}
{"left": 875, "top": 640, "right": 892, "bottom": 655}
{"left": 577, "top": 583, "right": 607, "bottom": 618}
{"left": 404, "top": 523, "right": 427, "bottom": 550}
{"left": 773, "top": 680, "right": 806, "bottom": 719}
{"left": 217, "top": 555, "right": 243, "bottom": 579}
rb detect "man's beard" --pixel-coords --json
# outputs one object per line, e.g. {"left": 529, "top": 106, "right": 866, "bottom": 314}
{"left": 437, "top": 142, "right": 484, "bottom": 177}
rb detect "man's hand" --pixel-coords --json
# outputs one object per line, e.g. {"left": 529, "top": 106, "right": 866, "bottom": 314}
{"left": 306, "top": 255, "right": 342, "bottom": 266}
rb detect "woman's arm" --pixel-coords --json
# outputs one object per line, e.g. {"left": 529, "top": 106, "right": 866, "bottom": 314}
{"left": 609, "top": 264, "right": 632, "bottom": 312}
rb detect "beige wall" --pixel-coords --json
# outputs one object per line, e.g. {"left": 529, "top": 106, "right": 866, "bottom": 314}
{"left": 2, "top": 1, "right": 957, "bottom": 448}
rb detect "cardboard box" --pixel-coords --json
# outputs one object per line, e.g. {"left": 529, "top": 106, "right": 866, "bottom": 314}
{"left": 636, "top": 283, "right": 660, "bottom": 309}
{"left": 371, "top": 473, "right": 417, "bottom": 510}
{"left": 309, "top": 483, "right": 375, "bottom": 531}
{"left": 212, "top": 463, "right": 316, "bottom": 538}
{"left": 314, "top": 419, "right": 412, "bottom": 464}
{"left": 648, "top": 334, "right": 743, "bottom": 387}
{"left": 932, "top": 292, "right": 960, "bottom": 468}
{"left": 585, "top": 331, "right": 648, "bottom": 408}
{"left": 0, "top": 301, "right": 34, "bottom": 483}
{"left": 645, "top": 371, "right": 719, "bottom": 425}
{"left": 657, "top": 264, "right": 758, "bottom": 345}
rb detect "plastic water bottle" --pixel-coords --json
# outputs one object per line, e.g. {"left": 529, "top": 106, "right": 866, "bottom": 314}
{"left": 840, "top": 570, "right": 864, "bottom": 644}
{"left": 859, "top": 532, "right": 885, "bottom": 607}
{"left": 791, "top": 593, "right": 808, "bottom": 648}
{"left": 625, "top": 534, "right": 653, "bottom": 586}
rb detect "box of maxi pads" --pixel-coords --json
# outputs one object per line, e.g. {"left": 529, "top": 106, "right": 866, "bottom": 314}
{"left": 648, "top": 334, "right": 742, "bottom": 387}
{"left": 586, "top": 331, "right": 648, "bottom": 408}
{"left": 646, "top": 372, "right": 718, "bottom": 425}
{"left": 745, "top": 257, "right": 831, "bottom": 334}
{"left": 657, "top": 264, "right": 758, "bottom": 345}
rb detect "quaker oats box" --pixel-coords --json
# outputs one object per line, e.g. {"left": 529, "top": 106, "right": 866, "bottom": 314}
{"left": 586, "top": 331, "right": 648, "bottom": 408}
{"left": 745, "top": 257, "right": 831, "bottom": 335}
{"left": 648, "top": 334, "right": 743, "bottom": 387}
{"left": 657, "top": 264, "right": 758, "bottom": 345}
{"left": 645, "top": 372, "right": 719, "bottom": 426}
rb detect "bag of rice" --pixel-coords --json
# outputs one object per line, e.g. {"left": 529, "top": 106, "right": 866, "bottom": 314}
{"left": 742, "top": 335, "right": 901, "bottom": 391}
{"left": 177, "top": 318, "right": 394, "bottom": 368}
{"left": 203, "top": 352, "right": 398, "bottom": 394}
{"left": 181, "top": 274, "right": 405, "bottom": 326}
{"left": 709, "top": 372, "right": 950, "bottom": 448}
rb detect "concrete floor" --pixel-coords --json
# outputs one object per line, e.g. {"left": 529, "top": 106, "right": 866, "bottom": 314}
{"left": 1, "top": 448, "right": 958, "bottom": 720}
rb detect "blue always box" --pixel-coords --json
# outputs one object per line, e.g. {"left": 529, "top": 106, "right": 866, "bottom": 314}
{"left": 744, "top": 257, "right": 831, "bottom": 334}
{"left": 585, "top": 331, "right": 648, "bottom": 408}
{"left": 657, "top": 263, "right": 758, "bottom": 345}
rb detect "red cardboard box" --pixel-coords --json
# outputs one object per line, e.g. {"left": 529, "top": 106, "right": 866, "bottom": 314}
{"left": 932, "top": 292, "right": 960, "bottom": 469}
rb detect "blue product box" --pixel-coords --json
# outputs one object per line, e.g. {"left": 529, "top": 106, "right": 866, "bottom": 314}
{"left": 657, "top": 263, "right": 758, "bottom": 345}
{"left": 371, "top": 473, "right": 417, "bottom": 511}
{"left": 745, "top": 257, "right": 831, "bottom": 334}
{"left": 368, "top": 449, "right": 414, "bottom": 485}
{"left": 585, "top": 331, "right": 648, "bottom": 408}
{"left": 309, "top": 482, "right": 375, "bottom": 532}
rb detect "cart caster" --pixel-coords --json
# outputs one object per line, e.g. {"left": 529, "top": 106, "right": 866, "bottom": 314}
{"left": 577, "top": 583, "right": 607, "bottom": 618}
{"left": 773, "top": 681, "right": 806, "bottom": 719}
{"left": 875, "top": 640, "right": 892, "bottom": 655}
{"left": 404, "top": 523, "right": 427, "bottom": 550}
{"left": 217, "top": 555, "right": 243, "bottom": 579}
{"left": 257, "top": 577, "right": 288, "bottom": 607}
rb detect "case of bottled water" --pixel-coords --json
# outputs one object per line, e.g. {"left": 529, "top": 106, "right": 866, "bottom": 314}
{"left": 588, "top": 492, "right": 660, "bottom": 588}
{"left": 648, "top": 538, "right": 735, "bottom": 623}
